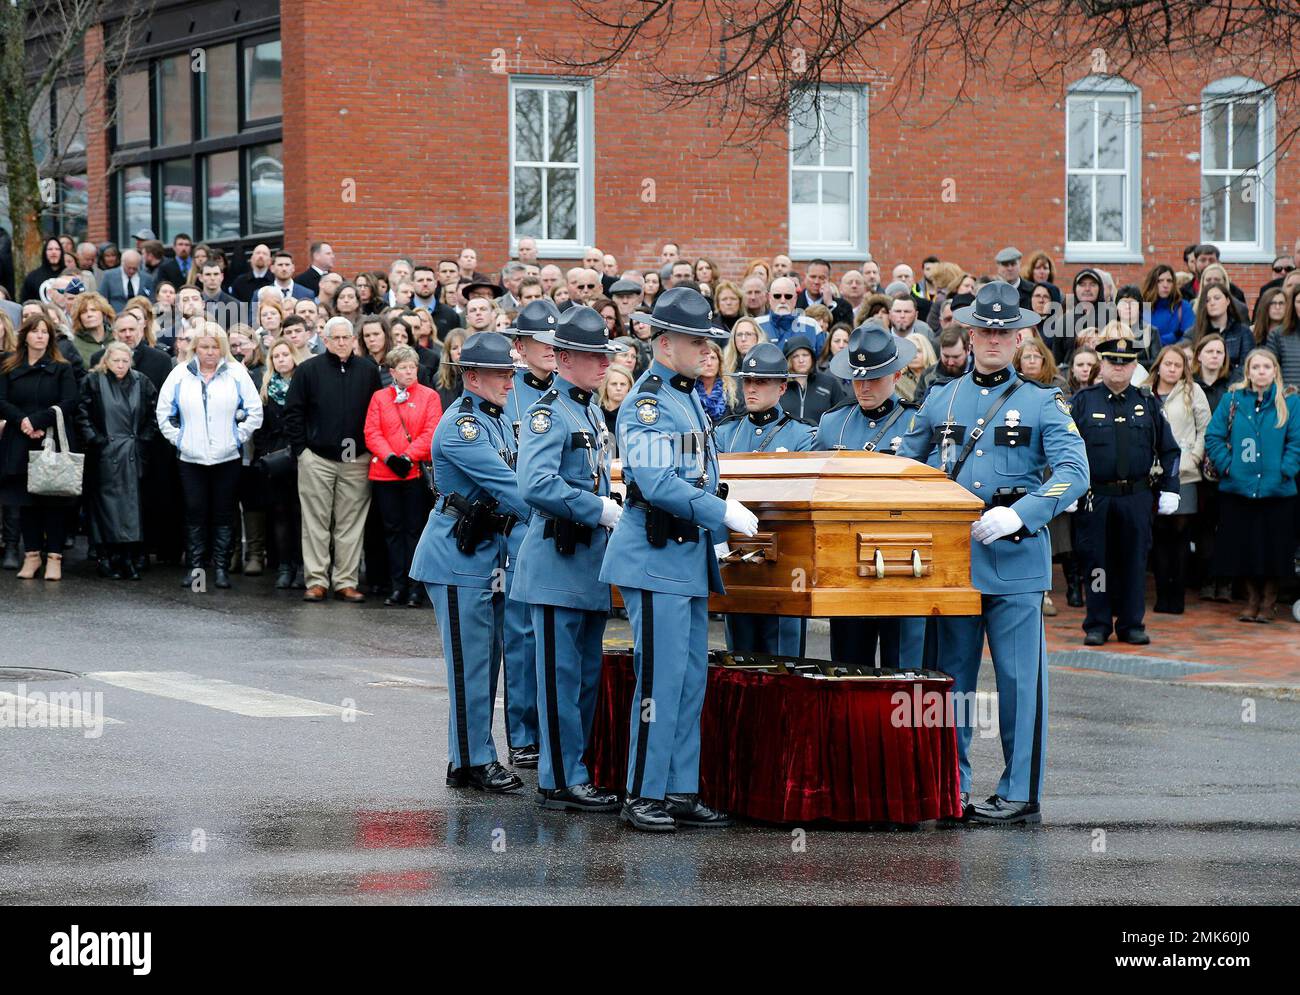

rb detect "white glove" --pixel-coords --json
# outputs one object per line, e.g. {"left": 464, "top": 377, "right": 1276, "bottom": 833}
{"left": 598, "top": 496, "right": 623, "bottom": 528}
{"left": 971, "top": 506, "right": 1024, "bottom": 546}
{"left": 1157, "top": 492, "right": 1180, "bottom": 516}
{"left": 723, "top": 498, "right": 759, "bottom": 538}
{"left": 1065, "top": 500, "right": 1078, "bottom": 513}
{"left": 714, "top": 542, "right": 732, "bottom": 561}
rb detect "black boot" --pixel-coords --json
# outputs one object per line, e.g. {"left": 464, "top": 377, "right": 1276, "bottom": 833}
{"left": 211, "top": 525, "right": 234, "bottom": 589}
{"left": 97, "top": 555, "right": 122, "bottom": 579}
{"left": 275, "top": 563, "right": 294, "bottom": 589}
{"left": 1065, "top": 556, "right": 1085, "bottom": 607}
{"left": 120, "top": 555, "right": 141, "bottom": 581}
{"left": 181, "top": 526, "right": 208, "bottom": 590}
{"left": 1, "top": 505, "right": 20, "bottom": 569}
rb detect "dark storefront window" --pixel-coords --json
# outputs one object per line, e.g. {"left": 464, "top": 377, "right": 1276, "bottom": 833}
{"left": 111, "top": 30, "right": 282, "bottom": 247}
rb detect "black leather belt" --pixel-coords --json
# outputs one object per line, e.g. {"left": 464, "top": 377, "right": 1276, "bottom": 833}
{"left": 438, "top": 492, "right": 517, "bottom": 535}
{"left": 1091, "top": 479, "right": 1149, "bottom": 496}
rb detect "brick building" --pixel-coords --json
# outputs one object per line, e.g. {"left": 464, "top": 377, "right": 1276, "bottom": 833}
{"left": 23, "top": 0, "right": 1296, "bottom": 295}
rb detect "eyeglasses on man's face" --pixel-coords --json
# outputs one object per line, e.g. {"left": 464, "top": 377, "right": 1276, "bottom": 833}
{"left": 771, "top": 292, "right": 795, "bottom": 300}
{"left": 1274, "top": 264, "right": 1295, "bottom": 274}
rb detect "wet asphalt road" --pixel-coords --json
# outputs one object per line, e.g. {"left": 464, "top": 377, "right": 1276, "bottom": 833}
{"left": 2, "top": 555, "right": 1296, "bottom": 905}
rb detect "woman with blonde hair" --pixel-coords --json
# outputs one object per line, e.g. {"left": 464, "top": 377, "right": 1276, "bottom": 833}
{"left": 598, "top": 365, "right": 635, "bottom": 453}
{"left": 722, "top": 316, "right": 767, "bottom": 375}
{"left": 713, "top": 280, "right": 744, "bottom": 331}
{"left": 1143, "top": 344, "right": 1211, "bottom": 613}
{"left": 155, "top": 323, "right": 262, "bottom": 591}
{"left": 436, "top": 328, "right": 468, "bottom": 410}
{"left": 76, "top": 340, "right": 159, "bottom": 580}
{"left": 924, "top": 263, "right": 975, "bottom": 332}
{"left": 256, "top": 339, "right": 306, "bottom": 588}
{"left": 1204, "top": 347, "right": 1300, "bottom": 621}
{"left": 897, "top": 332, "right": 937, "bottom": 402}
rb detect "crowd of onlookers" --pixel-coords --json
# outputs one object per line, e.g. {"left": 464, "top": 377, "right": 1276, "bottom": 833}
{"left": 1, "top": 229, "right": 1297, "bottom": 617}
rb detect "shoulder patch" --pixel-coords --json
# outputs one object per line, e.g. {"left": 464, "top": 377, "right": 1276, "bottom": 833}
{"left": 529, "top": 409, "right": 552, "bottom": 435}
{"left": 455, "top": 415, "right": 480, "bottom": 441}
{"left": 635, "top": 398, "right": 660, "bottom": 424}
{"left": 1055, "top": 394, "right": 1071, "bottom": 415}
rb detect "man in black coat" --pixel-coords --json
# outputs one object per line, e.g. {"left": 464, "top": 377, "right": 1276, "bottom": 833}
{"left": 229, "top": 244, "right": 274, "bottom": 303}
{"left": 283, "top": 316, "right": 382, "bottom": 603}
{"left": 293, "top": 242, "right": 334, "bottom": 295}
{"left": 89, "top": 311, "right": 174, "bottom": 388}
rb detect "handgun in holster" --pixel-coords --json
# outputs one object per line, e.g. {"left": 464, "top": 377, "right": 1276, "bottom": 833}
{"left": 990, "top": 486, "right": 1034, "bottom": 542}
{"left": 626, "top": 481, "right": 698, "bottom": 549}
{"left": 544, "top": 516, "right": 592, "bottom": 556}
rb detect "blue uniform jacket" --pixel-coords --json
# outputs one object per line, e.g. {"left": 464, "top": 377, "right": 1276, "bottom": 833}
{"left": 510, "top": 376, "right": 614, "bottom": 611}
{"left": 813, "top": 396, "right": 915, "bottom": 453}
{"left": 898, "top": 366, "right": 1089, "bottom": 595}
{"left": 409, "top": 390, "right": 531, "bottom": 588}
{"left": 504, "top": 368, "right": 553, "bottom": 560}
{"left": 1205, "top": 385, "right": 1300, "bottom": 499}
{"left": 714, "top": 406, "right": 815, "bottom": 454}
{"left": 599, "top": 360, "right": 729, "bottom": 598}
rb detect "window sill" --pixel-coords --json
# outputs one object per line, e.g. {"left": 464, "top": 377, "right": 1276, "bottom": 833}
{"left": 1212, "top": 247, "right": 1275, "bottom": 265}
{"left": 516, "top": 241, "right": 588, "bottom": 260}
{"left": 790, "top": 244, "right": 866, "bottom": 261}
{"left": 1063, "top": 248, "right": 1145, "bottom": 265}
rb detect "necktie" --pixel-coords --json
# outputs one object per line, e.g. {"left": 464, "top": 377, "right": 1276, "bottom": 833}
{"left": 126, "top": 277, "right": 135, "bottom": 298}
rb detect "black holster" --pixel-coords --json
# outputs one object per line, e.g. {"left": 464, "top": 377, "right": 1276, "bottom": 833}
{"left": 989, "top": 486, "right": 1033, "bottom": 542}
{"left": 544, "top": 517, "right": 592, "bottom": 556}
{"left": 627, "top": 482, "right": 700, "bottom": 548}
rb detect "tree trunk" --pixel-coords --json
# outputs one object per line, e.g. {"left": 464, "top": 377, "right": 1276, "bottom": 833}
{"left": 0, "top": 0, "right": 43, "bottom": 291}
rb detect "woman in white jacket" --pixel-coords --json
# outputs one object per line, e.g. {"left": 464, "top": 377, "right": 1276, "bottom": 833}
{"left": 156, "top": 323, "right": 263, "bottom": 591}
{"left": 1145, "top": 345, "right": 1210, "bottom": 614}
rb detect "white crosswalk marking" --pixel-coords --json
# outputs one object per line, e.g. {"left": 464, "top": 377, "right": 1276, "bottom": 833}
{"left": 88, "top": 671, "right": 370, "bottom": 718}
{"left": 0, "top": 691, "right": 123, "bottom": 728}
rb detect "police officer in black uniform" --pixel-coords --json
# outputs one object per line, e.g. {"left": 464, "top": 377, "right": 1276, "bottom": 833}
{"left": 1070, "top": 338, "right": 1181, "bottom": 646}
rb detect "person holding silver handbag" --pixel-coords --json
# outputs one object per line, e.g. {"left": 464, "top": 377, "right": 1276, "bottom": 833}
{"left": 0, "top": 314, "right": 80, "bottom": 581}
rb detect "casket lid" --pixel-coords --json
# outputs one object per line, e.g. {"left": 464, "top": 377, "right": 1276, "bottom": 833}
{"left": 715, "top": 451, "right": 985, "bottom": 513}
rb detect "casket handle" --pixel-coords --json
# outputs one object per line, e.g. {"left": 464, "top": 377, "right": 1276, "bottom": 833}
{"left": 911, "top": 549, "right": 923, "bottom": 577}
{"left": 873, "top": 549, "right": 885, "bottom": 579}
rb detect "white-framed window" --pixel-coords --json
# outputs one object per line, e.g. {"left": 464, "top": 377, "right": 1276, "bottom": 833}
{"left": 1200, "top": 77, "right": 1275, "bottom": 263}
{"left": 789, "top": 87, "right": 868, "bottom": 258}
{"left": 1065, "top": 76, "right": 1142, "bottom": 263}
{"left": 509, "top": 78, "right": 593, "bottom": 258}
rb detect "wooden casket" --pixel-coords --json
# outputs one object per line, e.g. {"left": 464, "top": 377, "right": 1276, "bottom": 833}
{"left": 613, "top": 451, "right": 983, "bottom": 617}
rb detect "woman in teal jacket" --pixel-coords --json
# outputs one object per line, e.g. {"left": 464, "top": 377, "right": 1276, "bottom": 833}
{"left": 1204, "top": 348, "right": 1300, "bottom": 622}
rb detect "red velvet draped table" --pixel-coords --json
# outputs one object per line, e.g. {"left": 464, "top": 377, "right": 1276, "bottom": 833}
{"left": 588, "top": 650, "right": 962, "bottom": 825}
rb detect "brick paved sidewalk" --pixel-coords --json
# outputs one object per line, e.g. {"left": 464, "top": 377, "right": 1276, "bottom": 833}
{"left": 1045, "top": 570, "right": 1300, "bottom": 690}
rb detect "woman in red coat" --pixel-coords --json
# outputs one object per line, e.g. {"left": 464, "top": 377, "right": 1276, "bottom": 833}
{"left": 364, "top": 345, "right": 441, "bottom": 606}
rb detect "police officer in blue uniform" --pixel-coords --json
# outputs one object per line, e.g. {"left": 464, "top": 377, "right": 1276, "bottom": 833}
{"left": 899, "top": 282, "right": 1089, "bottom": 824}
{"left": 512, "top": 305, "right": 628, "bottom": 812}
{"left": 410, "top": 331, "right": 533, "bottom": 793}
{"left": 1070, "top": 338, "right": 1181, "bottom": 646}
{"left": 714, "top": 342, "right": 815, "bottom": 657}
{"left": 600, "top": 287, "right": 760, "bottom": 832}
{"left": 496, "top": 299, "right": 562, "bottom": 767}
{"left": 814, "top": 323, "right": 920, "bottom": 668}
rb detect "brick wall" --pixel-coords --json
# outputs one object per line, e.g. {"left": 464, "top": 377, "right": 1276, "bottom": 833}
{"left": 97, "top": 2, "right": 1293, "bottom": 300}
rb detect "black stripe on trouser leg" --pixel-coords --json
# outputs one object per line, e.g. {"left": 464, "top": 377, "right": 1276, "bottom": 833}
{"left": 630, "top": 591, "right": 655, "bottom": 798}
{"left": 446, "top": 586, "right": 472, "bottom": 770}
{"left": 500, "top": 595, "right": 513, "bottom": 748}
{"left": 1028, "top": 626, "right": 1044, "bottom": 805}
{"left": 543, "top": 606, "right": 566, "bottom": 789}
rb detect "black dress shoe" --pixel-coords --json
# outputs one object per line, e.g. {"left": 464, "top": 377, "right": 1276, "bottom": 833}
{"left": 406, "top": 588, "right": 423, "bottom": 608}
{"left": 96, "top": 557, "right": 121, "bottom": 580}
{"left": 536, "top": 783, "right": 620, "bottom": 812}
{"left": 509, "top": 744, "right": 540, "bottom": 769}
{"left": 1118, "top": 628, "right": 1150, "bottom": 645}
{"left": 446, "top": 761, "right": 523, "bottom": 793}
{"left": 1083, "top": 630, "right": 1107, "bottom": 646}
{"left": 971, "top": 796, "right": 1041, "bottom": 825}
{"left": 384, "top": 588, "right": 406, "bottom": 606}
{"left": 620, "top": 796, "right": 676, "bottom": 832}
{"left": 664, "top": 793, "right": 732, "bottom": 827}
